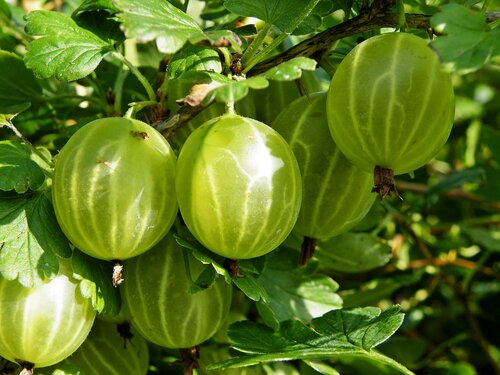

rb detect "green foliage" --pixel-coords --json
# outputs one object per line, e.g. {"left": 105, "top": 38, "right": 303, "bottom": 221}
{"left": 0, "top": 193, "right": 71, "bottom": 287}
{"left": 315, "top": 233, "right": 392, "bottom": 273}
{"left": 24, "top": 10, "right": 115, "bottom": 80}
{"left": 224, "top": 0, "right": 328, "bottom": 34}
{"left": 255, "top": 248, "right": 343, "bottom": 329}
{"left": 71, "top": 250, "right": 121, "bottom": 315}
{"left": 262, "top": 57, "right": 317, "bottom": 80}
{"left": 431, "top": 4, "right": 500, "bottom": 74}
{"left": 0, "top": 141, "right": 45, "bottom": 193}
{"left": 0, "top": 51, "right": 42, "bottom": 113}
{"left": 114, "top": 0, "right": 206, "bottom": 53}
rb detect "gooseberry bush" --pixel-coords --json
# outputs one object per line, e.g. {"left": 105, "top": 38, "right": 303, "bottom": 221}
{"left": 0, "top": 1, "right": 499, "bottom": 374}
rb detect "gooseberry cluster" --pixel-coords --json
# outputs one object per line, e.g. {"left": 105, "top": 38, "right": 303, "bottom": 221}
{"left": 0, "top": 32, "right": 454, "bottom": 374}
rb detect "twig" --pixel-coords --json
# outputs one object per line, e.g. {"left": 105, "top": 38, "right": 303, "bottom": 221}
{"left": 248, "top": 8, "right": 500, "bottom": 76}
{"left": 383, "top": 256, "right": 498, "bottom": 278}
{"left": 391, "top": 210, "right": 434, "bottom": 261}
{"left": 446, "top": 277, "right": 500, "bottom": 375}
{"left": 396, "top": 180, "right": 500, "bottom": 210}
{"left": 390, "top": 208, "right": 500, "bottom": 374}
{"left": 248, "top": 12, "right": 431, "bottom": 76}
{"left": 154, "top": 102, "right": 210, "bottom": 139}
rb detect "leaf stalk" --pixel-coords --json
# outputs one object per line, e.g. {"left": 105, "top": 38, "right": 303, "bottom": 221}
{"left": 113, "top": 52, "right": 157, "bottom": 102}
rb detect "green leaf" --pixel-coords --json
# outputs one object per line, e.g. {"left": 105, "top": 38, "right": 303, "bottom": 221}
{"left": 174, "top": 232, "right": 269, "bottom": 301}
{"left": 303, "top": 359, "right": 340, "bottom": 375}
{"left": 315, "top": 233, "right": 392, "bottom": 273}
{"left": 24, "top": 10, "right": 114, "bottom": 81}
{"left": 0, "top": 0, "right": 11, "bottom": 23}
{"left": 114, "top": 0, "right": 206, "bottom": 54}
{"left": 166, "top": 44, "right": 222, "bottom": 80}
{"left": 232, "top": 271, "right": 269, "bottom": 302}
{"left": 71, "top": 249, "right": 121, "bottom": 315}
{"left": 378, "top": 336, "right": 427, "bottom": 368}
{"left": 262, "top": 57, "right": 317, "bottom": 81}
{"left": 223, "top": 0, "right": 321, "bottom": 34}
{"left": 430, "top": 4, "right": 500, "bottom": 74}
{"left": 210, "top": 306, "right": 408, "bottom": 372}
{"left": 294, "top": 0, "right": 334, "bottom": 35}
{"left": 178, "top": 70, "right": 270, "bottom": 104}
{"left": 189, "top": 265, "right": 218, "bottom": 293}
{"left": 462, "top": 226, "right": 500, "bottom": 253}
{"left": 205, "top": 74, "right": 269, "bottom": 104}
{"left": 427, "top": 168, "right": 486, "bottom": 197}
{"left": 73, "top": 10, "right": 125, "bottom": 44}
{"left": 72, "top": 0, "right": 119, "bottom": 16}
{"left": 174, "top": 233, "right": 231, "bottom": 283}
{"left": 0, "top": 51, "right": 42, "bottom": 114}
{"left": 341, "top": 273, "right": 423, "bottom": 308}
{"left": 256, "top": 248, "right": 342, "bottom": 329}
{"left": 37, "top": 363, "right": 83, "bottom": 375}
{"left": 0, "top": 193, "right": 71, "bottom": 287}
{"left": 0, "top": 141, "right": 46, "bottom": 193}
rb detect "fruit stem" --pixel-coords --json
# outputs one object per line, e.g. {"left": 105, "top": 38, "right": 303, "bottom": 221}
{"left": 299, "top": 237, "right": 317, "bottom": 266}
{"left": 123, "top": 100, "right": 158, "bottom": 119}
{"left": 18, "top": 361, "right": 34, "bottom": 375}
{"left": 180, "top": 346, "right": 199, "bottom": 375}
{"left": 224, "top": 259, "right": 242, "bottom": 278}
{"left": 371, "top": 166, "right": 402, "bottom": 200}
{"left": 112, "top": 261, "right": 124, "bottom": 287}
{"left": 225, "top": 99, "right": 236, "bottom": 115}
{"left": 113, "top": 65, "right": 129, "bottom": 115}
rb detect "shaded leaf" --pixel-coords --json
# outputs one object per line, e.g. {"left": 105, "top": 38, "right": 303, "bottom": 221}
{"left": 115, "top": 0, "right": 206, "bottom": 54}
{"left": 166, "top": 44, "right": 222, "bottom": 80}
{"left": 430, "top": 4, "right": 500, "bottom": 73}
{"left": 174, "top": 232, "right": 269, "bottom": 301}
{"left": 224, "top": 0, "right": 321, "bottom": 34}
{"left": 378, "top": 336, "right": 427, "bottom": 368}
{"left": 0, "top": 51, "right": 42, "bottom": 114}
{"left": 262, "top": 57, "right": 317, "bottom": 81}
{"left": 257, "top": 247, "right": 342, "bottom": 329}
{"left": 294, "top": 0, "right": 335, "bottom": 35}
{"left": 303, "top": 359, "right": 340, "bottom": 375}
{"left": 316, "top": 233, "right": 392, "bottom": 273}
{"left": 427, "top": 168, "right": 486, "bottom": 197}
{"left": 462, "top": 226, "right": 500, "bottom": 253}
{"left": 37, "top": 363, "right": 83, "bottom": 375}
{"left": 341, "top": 273, "right": 423, "bottom": 308}
{"left": 72, "top": 0, "right": 119, "bottom": 16}
{"left": 0, "top": 141, "right": 45, "bottom": 193}
{"left": 72, "top": 249, "right": 121, "bottom": 315}
{"left": 174, "top": 232, "right": 231, "bottom": 283}
{"left": 0, "top": 0, "right": 11, "bottom": 23}
{"left": 0, "top": 193, "right": 71, "bottom": 287}
{"left": 73, "top": 10, "right": 125, "bottom": 44}
{"left": 233, "top": 272, "right": 269, "bottom": 303}
{"left": 190, "top": 265, "right": 218, "bottom": 293}
{"left": 24, "top": 10, "right": 114, "bottom": 81}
